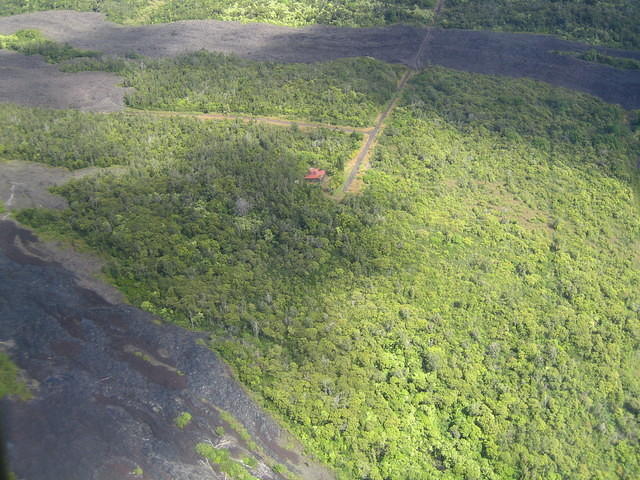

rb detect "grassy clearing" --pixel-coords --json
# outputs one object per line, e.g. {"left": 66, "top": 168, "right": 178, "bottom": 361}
{"left": 0, "top": 29, "right": 99, "bottom": 63}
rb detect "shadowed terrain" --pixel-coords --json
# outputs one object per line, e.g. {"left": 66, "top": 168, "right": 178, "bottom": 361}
{"left": 0, "top": 11, "right": 639, "bottom": 110}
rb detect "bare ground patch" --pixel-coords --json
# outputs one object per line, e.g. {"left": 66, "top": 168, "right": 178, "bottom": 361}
{"left": 0, "top": 50, "right": 127, "bottom": 111}
{"left": 0, "top": 159, "right": 120, "bottom": 212}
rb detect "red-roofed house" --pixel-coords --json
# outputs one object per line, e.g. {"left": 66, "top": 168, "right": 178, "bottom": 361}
{"left": 304, "top": 168, "right": 327, "bottom": 182}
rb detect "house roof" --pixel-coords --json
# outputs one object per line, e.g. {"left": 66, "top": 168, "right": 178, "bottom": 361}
{"left": 304, "top": 168, "right": 326, "bottom": 180}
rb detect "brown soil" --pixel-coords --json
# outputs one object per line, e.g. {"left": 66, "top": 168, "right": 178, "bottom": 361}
{"left": 126, "top": 109, "right": 372, "bottom": 134}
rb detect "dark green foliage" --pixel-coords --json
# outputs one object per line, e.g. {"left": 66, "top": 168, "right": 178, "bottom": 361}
{"left": 66, "top": 52, "right": 403, "bottom": 127}
{"left": 440, "top": 0, "right": 640, "bottom": 49}
{"left": 554, "top": 49, "right": 640, "bottom": 71}
{"left": 59, "top": 55, "right": 131, "bottom": 73}
{"left": 0, "top": 105, "right": 358, "bottom": 171}
{"left": 0, "top": 0, "right": 436, "bottom": 27}
{"left": 11, "top": 67, "right": 640, "bottom": 479}
{"left": 0, "top": 29, "right": 98, "bottom": 63}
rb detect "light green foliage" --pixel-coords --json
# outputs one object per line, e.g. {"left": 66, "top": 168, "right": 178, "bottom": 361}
{"left": 0, "top": 29, "right": 98, "bottom": 63}
{"left": 131, "top": 466, "right": 143, "bottom": 476}
{"left": 196, "top": 443, "right": 260, "bottom": 480}
{"left": 12, "top": 66, "right": 640, "bottom": 479}
{"left": 439, "top": 0, "right": 640, "bottom": 49}
{"left": 0, "top": 0, "right": 435, "bottom": 27}
{"left": 243, "top": 456, "right": 258, "bottom": 468}
{"left": 0, "top": 353, "right": 30, "bottom": 400}
{"left": 174, "top": 411, "right": 192, "bottom": 429}
{"left": 67, "top": 52, "right": 404, "bottom": 127}
{"left": 215, "top": 425, "right": 225, "bottom": 436}
{"left": 554, "top": 49, "right": 640, "bottom": 71}
{"left": 0, "top": 105, "right": 358, "bottom": 172}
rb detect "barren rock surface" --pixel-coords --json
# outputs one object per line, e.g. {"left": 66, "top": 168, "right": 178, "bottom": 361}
{"left": 0, "top": 11, "right": 639, "bottom": 110}
{"left": 0, "top": 220, "right": 333, "bottom": 480}
{"left": 0, "top": 50, "right": 126, "bottom": 112}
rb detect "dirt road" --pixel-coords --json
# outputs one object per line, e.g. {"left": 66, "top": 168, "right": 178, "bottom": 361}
{"left": 340, "top": 0, "right": 445, "bottom": 194}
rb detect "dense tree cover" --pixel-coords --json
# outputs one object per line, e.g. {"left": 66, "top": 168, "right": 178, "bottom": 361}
{"left": 11, "top": 67, "right": 640, "bottom": 479}
{"left": 64, "top": 52, "right": 404, "bottom": 127}
{"left": 0, "top": 0, "right": 435, "bottom": 27}
{"left": 0, "top": 105, "right": 359, "bottom": 173}
{"left": 0, "top": 29, "right": 98, "bottom": 63}
{"left": 2, "top": 0, "right": 639, "bottom": 49}
{"left": 440, "top": 0, "right": 640, "bottom": 49}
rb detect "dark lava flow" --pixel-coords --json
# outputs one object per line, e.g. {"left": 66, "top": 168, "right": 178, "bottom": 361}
{"left": 0, "top": 220, "right": 331, "bottom": 480}
{"left": 0, "top": 11, "right": 639, "bottom": 110}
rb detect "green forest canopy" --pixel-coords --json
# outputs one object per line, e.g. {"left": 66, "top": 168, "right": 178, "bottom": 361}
{"left": 1, "top": 0, "right": 638, "bottom": 48}
{"left": 9, "top": 64, "right": 640, "bottom": 478}
{"left": 63, "top": 51, "right": 405, "bottom": 127}
{"left": 439, "top": 0, "right": 640, "bottom": 50}
{"left": 0, "top": 0, "right": 436, "bottom": 27}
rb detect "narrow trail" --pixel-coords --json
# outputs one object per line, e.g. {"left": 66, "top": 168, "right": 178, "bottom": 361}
{"left": 338, "top": 69, "right": 413, "bottom": 195}
{"left": 124, "top": 109, "right": 373, "bottom": 135}
{"left": 121, "top": 0, "right": 447, "bottom": 199}
{"left": 339, "top": 0, "right": 445, "bottom": 195}
{"left": 1, "top": 183, "right": 18, "bottom": 220}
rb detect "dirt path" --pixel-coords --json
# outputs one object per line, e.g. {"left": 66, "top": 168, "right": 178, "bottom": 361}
{"left": 0, "top": 184, "right": 17, "bottom": 220}
{"left": 339, "top": 0, "right": 445, "bottom": 195}
{"left": 1, "top": 11, "right": 638, "bottom": 111}
{"left": 338, "top": 69, "right": 413, "bottom": 195}
{"left": 124, "top": 109, "right": 373, "bottom": 134}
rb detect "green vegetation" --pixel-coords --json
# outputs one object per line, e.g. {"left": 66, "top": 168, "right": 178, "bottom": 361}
{"left": 439, "top": 0, "right": 640, "bottom": 49}
{"left": 65, "top": 51, "right": 403, "bottom": 127}
{"left": 196, "top": 443, "right": 260, "bottom": 480}
{"left": 243, "top": 456, "right": 258, "bottom": 468}
{"left": 9, "top": 64, "right": 640, "bottom": 479}
{"left": 0, "top": 105, "right": 359, "bottom": 173}
{"left": 554, "top": 49, "right": 640, "bottom": 71}
{"left": 0, "top": 353, "right": 30, "bottom": 400}
{"left": 217, "top": 408, "right": 260, "bottom": 453}
{"left": 0, "top": 0, "right": 435, "bottom": 27}
{"left": 131, "top": 466, "right": 143, "bottom": 476}
{"left": 0, "top": 29, "right": 98, "bottom": 63}
{"left": 174, "top": 411, "right": 193, "bottom": 429}
{"left": 2, "top": 0, "right": 639, "bottom": 49}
